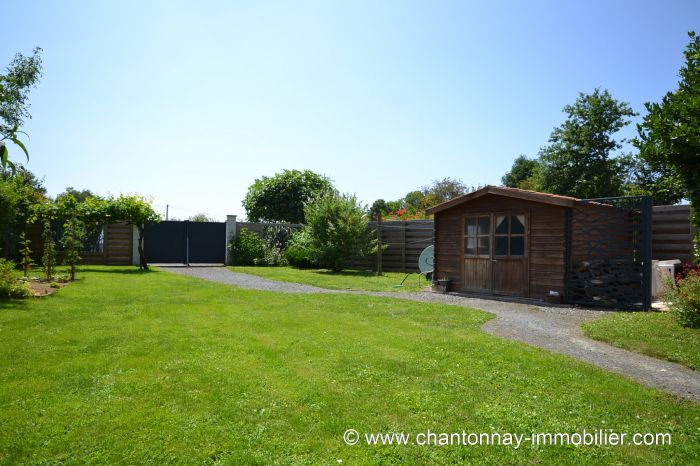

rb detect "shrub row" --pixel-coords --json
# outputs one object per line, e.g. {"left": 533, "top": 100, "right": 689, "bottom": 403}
{"left": 229, "top": 192, "right": 373, "bottom": 271}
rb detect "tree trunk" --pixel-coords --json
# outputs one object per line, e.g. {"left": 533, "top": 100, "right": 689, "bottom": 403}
{"left": 137, "top": 226, "right": 148, "bottom": 270}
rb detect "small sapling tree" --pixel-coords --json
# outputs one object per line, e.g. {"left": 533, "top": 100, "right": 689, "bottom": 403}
{"left": 41, "top": 220, "right": 56, "bottom": 280}
{"left": 18, "top": 232, "right": 33, "bottom": 277}
{"left": 61, "top": 214, "right": 84, "bottom": 281}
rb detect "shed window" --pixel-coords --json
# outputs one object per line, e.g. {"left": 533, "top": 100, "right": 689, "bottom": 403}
{"left": 494, "top": 214, "right": 526, "bottom": 256}
{"left": 464, "top": 215, "right": 490, "bottom": 257}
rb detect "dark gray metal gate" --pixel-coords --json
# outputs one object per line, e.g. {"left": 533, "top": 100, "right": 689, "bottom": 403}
{"left": 565, "top": 196, "right": 652, "bottom": 310}
{"left": 144, "top": 221, "right": 225, "bottom": 264}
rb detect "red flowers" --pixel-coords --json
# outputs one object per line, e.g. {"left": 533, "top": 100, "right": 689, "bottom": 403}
{"left": 385, "top": 209, "right": 430, "bottom": 221}
{"left": 675, "top": 263, "right": 700, "bottom": 282}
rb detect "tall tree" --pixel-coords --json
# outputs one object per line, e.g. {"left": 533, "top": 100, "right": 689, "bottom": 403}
{"left": 243, "top": 169, "right": 333, "bottom": 223}
{"left": 0, "top": 48, "right": 42, "bottom": 171}
{"left": 0, "top": 165, "right": 46, "bottom": 257}
{"left": 501, "top": 155, "right": 539, "bottom": 190}
{"left": 534, "top": 88, "right": 636, "bottom": 199}
{"left": 420, "top": 178, "right": 468, "bottom": 209}
{"left": 57, "top": 187, "right": 98, "bottom": 204}
{"left": 635, "top": 32, "right": 700, "bottom": 258}
{"left": 623, "top": 157, "right": 686, "bottom": 206}
{"left": 403, "top": 190, "right": 424, "bottom": 213}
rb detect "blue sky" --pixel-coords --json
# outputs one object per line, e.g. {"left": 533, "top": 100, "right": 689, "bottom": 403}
{"left": 3, "top": 0, "right": 698, "bottom": 220}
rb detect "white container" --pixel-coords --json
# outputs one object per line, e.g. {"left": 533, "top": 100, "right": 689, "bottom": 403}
{"left": 652, "top": 259, "right": 681, "bottom": 298}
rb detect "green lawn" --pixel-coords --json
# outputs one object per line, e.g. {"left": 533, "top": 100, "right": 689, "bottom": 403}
{"left": 228, "top": 266, "right": 429, "bottom": 292}
{"left": 582, "top": 311, "right": 700, "bottom": 370}
{"left": 1, "top": 267, "right": 698, "bottom": 464}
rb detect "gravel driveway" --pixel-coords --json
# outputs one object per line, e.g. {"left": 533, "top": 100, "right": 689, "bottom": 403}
{"left": 161, "top": 266, "right": 700, "bottom": 403}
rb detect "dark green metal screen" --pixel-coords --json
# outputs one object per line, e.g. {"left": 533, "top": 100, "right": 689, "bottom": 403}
{"left": 565, "top": 196, "right": 652, "bottom": 310}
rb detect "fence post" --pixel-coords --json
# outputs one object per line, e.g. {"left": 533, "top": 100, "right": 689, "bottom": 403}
{"left": 185, "top": 220, "right": 190, "bottom": 266}
{"left": 402, "top": 222, "right": 406, "bottom": 273}
{"left": 377, "top": 215, "right": 383, "bottom": 275}
{"left": 225, "top": 215, "right": 237, "bottom": 265}
{"left": 642, "top": 196, "right": 653, "bottom": 311}
{"left": 131, "top": 224, "right": 140, "bottom": 266}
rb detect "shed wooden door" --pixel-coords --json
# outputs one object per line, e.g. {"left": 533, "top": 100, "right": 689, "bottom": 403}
{"left": 462, "top": 213, "right": 528, "bottom": 296}
{"left": 462, "top": 215, "right": 492, "bottom": 292}
{"left": 491, "top": 213, "right": 528, "bottom": 296}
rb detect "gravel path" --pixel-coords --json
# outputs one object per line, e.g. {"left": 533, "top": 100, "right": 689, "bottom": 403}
{"left": 161, "top": 266, "right": 700, "bottom": 403}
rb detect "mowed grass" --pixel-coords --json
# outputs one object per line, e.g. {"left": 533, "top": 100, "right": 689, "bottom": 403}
{"left": 228, "top": 265, "right": 429, "bottom": 292}
{"left": 582, "top": 311, "right": 700, "bottom": 370}
{"left": 0, "top": 268, "right": 698, "bottom": 464}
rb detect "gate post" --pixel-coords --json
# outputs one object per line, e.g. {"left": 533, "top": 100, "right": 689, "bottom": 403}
{"left": 132, "top": 225, "right": 140, "bottom": 266}
{"left": 225, "top": 215, "right": 237, "bottom": 265}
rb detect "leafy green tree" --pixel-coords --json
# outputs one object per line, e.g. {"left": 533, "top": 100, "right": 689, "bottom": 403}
{"left": 108, "top": 195, "right": 160, "bottom": 269}
{"left": 57, "top": 187, "right": 98, "bottom": 204}
{"left": 403, "top": 190, "right": 424, "bottom": 213}
{"left": 1, "top": 164, "right": 46, "bottom": 196}
{"left": 623, "top": 157, "right": 686, "bottom": 206}
{"left": 0, "top": 174, "right": 22, "bottom": 255}
{"left": 385, "top": 199, "right": 404, "bottom": 213}
{"left": 0, "top": 48, "right": 42, "bottom": 171}
{"left": 502, "top": 155, "right": 539, "bottom": 190}
{"left": 369, "top": 199, "right": 388, "bottom": 220}
{"left": 303, "top": 192, "right": 373, "bottom": 271}
{"left": 243, "top": 169, "right": 333, "bottom": 223}
{"left": 0, "top": 165, "right": 46, "bottom": 258}
{"left": 534, "top": 88, "right": 636, "bottom": 198}
{"left": 635, "top": 32, "right": 700, "bottom": 257}
{"left": 420, "top": 178, "right": 467, "bottom": 208}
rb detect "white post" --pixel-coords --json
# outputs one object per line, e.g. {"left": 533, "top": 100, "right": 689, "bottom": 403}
{"left": 225, "top": 215, "right": 237, "bottom": 265}
{"left": 132, "top": 225, "right": 140, "bottom": 266}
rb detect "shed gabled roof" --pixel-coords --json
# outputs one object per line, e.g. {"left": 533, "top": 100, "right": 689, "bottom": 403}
{"left": 425, "top": 185, "right": 581, "bottom": 214}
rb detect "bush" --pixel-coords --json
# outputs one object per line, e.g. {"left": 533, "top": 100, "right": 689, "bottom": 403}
{"left": 0, "top": 259, "right": 30, "bottom": 298}
{"left": 303, "top": 192, "right": 373, "bottom": 271}
{"left": 665, "top": 269, "right": 700, "bottom": 328}
{"left": 229, "top": 229, "right": 266, "bottom": 266}
{"left": 228, "top": 228, "right": 289, "bottom": 266}
{"left": 284, "top": 229, "right": 316, "bottom": 268}
{"left": 260, "top": 225, "right": 293, "bottom": 266}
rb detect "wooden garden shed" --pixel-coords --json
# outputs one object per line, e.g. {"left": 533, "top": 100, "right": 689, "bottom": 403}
{"left": 426, "top": 186, "right": 652, "bottom": 309}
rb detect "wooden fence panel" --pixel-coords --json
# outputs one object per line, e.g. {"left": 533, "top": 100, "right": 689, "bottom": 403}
{"left": 652, "top": 205, "right": 696, "bottom": 263}
{"left": 103, "top": 222, "right": 133, "bottom": 265}
{"left": 356, "top": 220, "right": 434, "bottom": 273}
{"left": 26, "top": 221, "right": 134, "bottom": 266}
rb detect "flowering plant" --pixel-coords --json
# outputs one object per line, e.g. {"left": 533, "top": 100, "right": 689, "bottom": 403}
{"left": 666, "top": 265, "right": 700, "bottom": 328}
{"left": 385, "top": 209, "right": 432, "bottom": 221}
{"left": 675, "top": 262, "right": 700, "bottom": 282}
